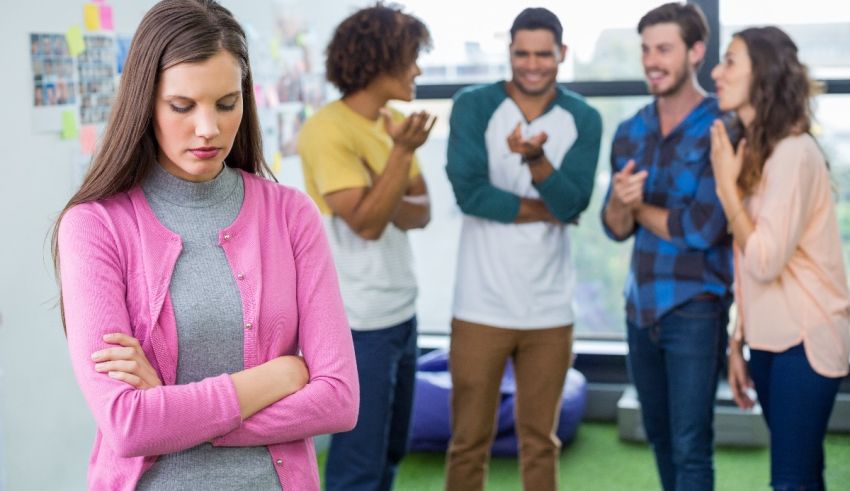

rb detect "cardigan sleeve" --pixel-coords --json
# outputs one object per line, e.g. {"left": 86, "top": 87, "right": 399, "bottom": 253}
{"left": 59, "top": 204, "right": 243, "bottom": 458}
{"left": 213, "top": 193, "right": 359, "bottom": 446}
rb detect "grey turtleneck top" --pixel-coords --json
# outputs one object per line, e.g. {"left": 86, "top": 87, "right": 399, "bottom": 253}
{"left": 136, "top": 164, "right": 280, "bottom": 490}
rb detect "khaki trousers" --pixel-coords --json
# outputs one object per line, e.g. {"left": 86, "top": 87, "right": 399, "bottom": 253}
{"left": 445, "top": 318, "right": 573, "bottom": 491}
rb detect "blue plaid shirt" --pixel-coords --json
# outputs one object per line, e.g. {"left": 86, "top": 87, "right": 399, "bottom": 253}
{"left": 602, "top": 96, "right": 733, "bottom": 328}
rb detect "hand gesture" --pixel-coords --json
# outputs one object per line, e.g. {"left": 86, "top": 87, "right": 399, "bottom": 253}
{"left": 382, "top": 108, "right": 436, "bottom": 152}
{"left": 507, "top": 123, "right": 548, "bottom": 162}
{"left": 727, "top": 347, "right": 755, "bottom": 410}
{"left": 710, "top": 119, "right": 747, "bottom": 199}
{"left": 92, "top": 333, "right": 163, "bottom": 389}
{"left": 611, "top": 160, "right": 648, "bottom": 210}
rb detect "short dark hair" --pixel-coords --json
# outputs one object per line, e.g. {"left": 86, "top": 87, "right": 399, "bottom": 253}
{"left": 637, "top": 2, "right": 709, "bottom": 48}
{"left": 510, "top": 7, "right": 563, "bottom": 46}
{"left": 325, "top": 3, "right": 431, "bottom": 96}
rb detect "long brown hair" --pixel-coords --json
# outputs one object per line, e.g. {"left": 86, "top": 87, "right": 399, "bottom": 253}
{"left": 52, "top": 0, "right": 271, "bottom": 327}
{"left": 734, "top": 26, "right": 819, "bottom": 194}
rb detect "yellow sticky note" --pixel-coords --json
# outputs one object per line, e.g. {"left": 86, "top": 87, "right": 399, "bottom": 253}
{"left": 80, "top": 125, "right": 97, "bottom": 155}
{"left": 272, "top": 151, "right": 283, "bottom": 174}
{"left": 84, "top": 3, "right": 101, "bottom": 31}
{"left": 62, "top": 110, "right": 79, "bottom": 140}
{"left": 269, "top": 39, "right": 280, "bottom": 61}
{"left": 66, "top": 26, "right": 85, "bottom": 57}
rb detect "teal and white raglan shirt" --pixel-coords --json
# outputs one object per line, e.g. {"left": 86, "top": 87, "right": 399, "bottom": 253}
{"left": 446, "top": 82, "right": 602, "bottom": 329}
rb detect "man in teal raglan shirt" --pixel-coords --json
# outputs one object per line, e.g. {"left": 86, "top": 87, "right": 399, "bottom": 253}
{"left": 444, "top": 7, "right": 602, "bottom": 491}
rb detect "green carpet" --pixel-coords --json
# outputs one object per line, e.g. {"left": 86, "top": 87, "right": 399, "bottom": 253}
{"left": 318, "top": 423, "right": 850, "bottom": 490}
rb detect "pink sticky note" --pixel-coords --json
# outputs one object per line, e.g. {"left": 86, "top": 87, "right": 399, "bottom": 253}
{"left": 253, "top": 84, "right": 266, "bottom": 107}
{"left": 265, "top": 84, "right": 280, "bottom": 108}
{"left": 100, "top": 5, "right": 114, "bottom": 31}
{"left": 80, "top": 125, "right": 97, "bottom": 155}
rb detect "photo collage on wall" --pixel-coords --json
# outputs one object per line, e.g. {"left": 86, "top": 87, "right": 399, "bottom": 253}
{"left": 77, "top": 35, "right": 117, "bottom": 124}
{"left": 30, "top": 34, "right": 76, "bottom": 107}
{"left": 270, "top": 13, "right": 328, "bottom": 159}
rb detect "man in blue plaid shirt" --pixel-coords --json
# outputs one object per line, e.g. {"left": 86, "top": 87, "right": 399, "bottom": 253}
{"left": 601, "top": 4, "right": 733, "bottom": 491}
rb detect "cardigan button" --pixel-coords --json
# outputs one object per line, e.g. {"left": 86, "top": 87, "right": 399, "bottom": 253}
{"left": 245, "top": 323, "right": 253, "bottom": 330}
{"left": 276, "top": 459, "right": 283, "bottom": 465}
{"left": 223, "top": 234, "right": 231, "bottom": 241}
{"left": 237, "top": 273, "right": 245, "bottom": 280}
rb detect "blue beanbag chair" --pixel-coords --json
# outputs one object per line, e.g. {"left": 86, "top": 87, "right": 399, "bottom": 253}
{"left": 409, "top": 348, "right": 587, "bottom": 456}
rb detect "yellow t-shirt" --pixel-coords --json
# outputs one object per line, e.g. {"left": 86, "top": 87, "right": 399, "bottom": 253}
{"left": 297, "top": 100, "right": 421, "bottom": 216}
{"left": 296, "top": 99, "right": 422, "bottom": 330}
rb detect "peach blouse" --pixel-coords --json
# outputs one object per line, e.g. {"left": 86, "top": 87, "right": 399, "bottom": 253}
{"left": 733, "top": 133, "right": 850, "bottom": 377}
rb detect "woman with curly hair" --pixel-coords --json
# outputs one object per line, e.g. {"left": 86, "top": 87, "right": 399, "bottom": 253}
{"left": 711, "top": 26, "right": 850, "bottom": 490}
{"left": 297, "top": 3, "right": 434, "bottom": 491}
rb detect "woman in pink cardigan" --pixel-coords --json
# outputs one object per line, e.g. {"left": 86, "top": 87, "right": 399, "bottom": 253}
{"left": 711, "top": 26, "right": 850, "bottom": 490}
{"left": 51, "top": 1, "right": 358, "bottom": 489}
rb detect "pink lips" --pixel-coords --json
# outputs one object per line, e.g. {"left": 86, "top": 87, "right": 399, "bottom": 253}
{"left": 189, "top": 147, "right": 220, "bottom": 159}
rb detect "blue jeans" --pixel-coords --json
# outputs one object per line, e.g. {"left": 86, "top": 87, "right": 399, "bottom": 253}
{"left": 325, "top": 317, "right": 418, "bottom": 491}
{"left": 749, "top": 344, "right": 841, "bottom": 491}
{"left": 627, "top": 297, "right": 728, "bottom": 491}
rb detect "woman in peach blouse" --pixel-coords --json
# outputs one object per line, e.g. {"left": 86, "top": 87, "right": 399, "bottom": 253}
{"left": 710, "top": 26, "right": 850, "bottom": 491}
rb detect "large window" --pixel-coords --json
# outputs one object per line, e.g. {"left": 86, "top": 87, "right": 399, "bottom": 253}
{"left": 402, "top": 1, "right": 850, "bottom": 336}
{"left": 720, "top": 1, "right": 850, "bottom": 79}
{"left": 395, "top": 1, "right": 664, "bottom": 336}
{"left": 271, "top": 0, "right": 850, "bottom": 339}
{"left": 406, "top": 0, "right": 660, "bottom": 84}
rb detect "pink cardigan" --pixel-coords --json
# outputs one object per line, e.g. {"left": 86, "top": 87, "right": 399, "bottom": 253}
{"left": 58, "top": 170, "right": 359, "bottom": 490}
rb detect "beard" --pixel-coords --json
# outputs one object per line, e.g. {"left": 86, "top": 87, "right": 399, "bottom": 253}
{"left": 647, "top": 60, "right": 691, "bottom": 97}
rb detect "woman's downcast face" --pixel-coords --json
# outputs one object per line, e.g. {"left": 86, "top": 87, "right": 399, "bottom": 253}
{"left": 153, "top": 49, "right": 244, "bottom": 182}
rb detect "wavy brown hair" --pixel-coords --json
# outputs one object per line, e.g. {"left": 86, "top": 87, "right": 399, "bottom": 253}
{"left": 51, "top": 0, "right": 271, "bottom": 328}
{"left": 734, "top": 26, "right": 820, "bottom": 194}
{"left": 325, "top": 2, "right": 431, "bottom": 96}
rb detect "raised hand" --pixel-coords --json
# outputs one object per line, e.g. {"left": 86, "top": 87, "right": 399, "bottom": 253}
{"left": 381, "top": 108, "right": 436, "bottom": 152}
{"left": 611, "top": 159, "right": 648, "bottom": 210}
{"left": 710, "top": 119, "right": 747, "bottom": 200}
{"left": 92, "top": 333, "right": 163, "bottom": 389}
{"left": 507, "top": 123, "right": 548, "bottom": 163}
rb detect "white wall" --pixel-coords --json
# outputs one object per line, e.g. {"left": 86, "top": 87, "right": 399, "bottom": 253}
{"left": 0, "top": 1, "right": 353, "bottom": 488}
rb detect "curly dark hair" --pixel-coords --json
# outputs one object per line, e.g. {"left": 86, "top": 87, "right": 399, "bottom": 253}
{"left": 733, "top": 26, "right": 821, "bottom": 194}
{"left": 325, "top": 3, "right": 431, "bottom": 96}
